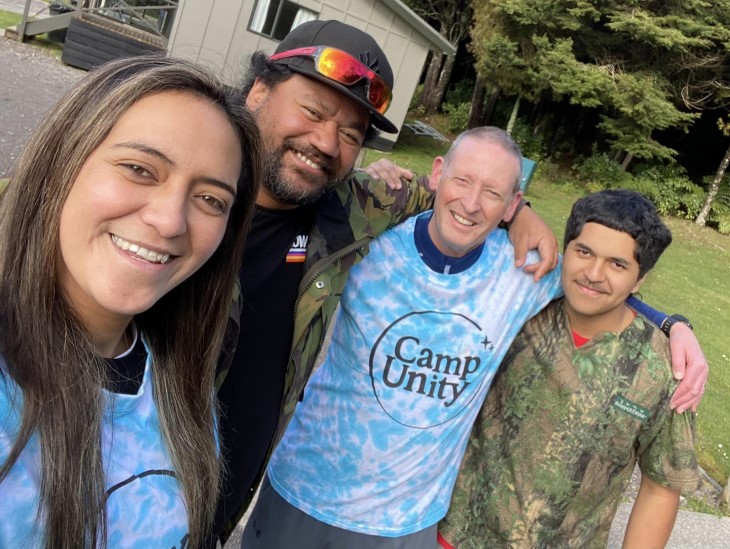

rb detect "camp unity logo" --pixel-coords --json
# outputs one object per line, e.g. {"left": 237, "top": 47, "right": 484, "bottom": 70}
{"left": 369, "top": 311, "right": 493, "bottom": 428}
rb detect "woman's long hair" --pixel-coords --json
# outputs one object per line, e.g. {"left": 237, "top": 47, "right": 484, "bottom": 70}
{"left": 0, "top": 56, "right": 261, "bottom": 548}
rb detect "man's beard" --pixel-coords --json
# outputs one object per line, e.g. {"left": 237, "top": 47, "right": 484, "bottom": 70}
{"left": 262, "top": 139, "right": 351, "bottom": 207}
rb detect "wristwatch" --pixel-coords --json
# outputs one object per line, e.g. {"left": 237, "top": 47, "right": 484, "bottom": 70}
{"left": 660, "top": 314, "right": 693, "bottom": 337}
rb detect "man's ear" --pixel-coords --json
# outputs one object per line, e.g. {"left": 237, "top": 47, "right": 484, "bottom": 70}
{"left": 501, "top": 191, "right": 524, "bottom": 223}
{"left": 429, "top": 156, "right": 445, "bottom": 192}
{"left": 631, "top": 273, "right": 647, "bottom": 295}
{"left": 246, "top": 78, "right": 270, "bottom": 110}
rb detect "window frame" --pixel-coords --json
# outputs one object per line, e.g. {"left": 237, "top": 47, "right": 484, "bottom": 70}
{"left": 248, "top": 0, "right": 318, "bottom": 41}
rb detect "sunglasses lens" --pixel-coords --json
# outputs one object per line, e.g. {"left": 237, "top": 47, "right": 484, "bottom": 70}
{"left": 368, "top": 79, "right": 392, "bottom": 113}
{"left": 318, "top": 48, "right": 392, "bottom": 113}
{"left": 318, "top": 48, "right": 364, "bottom": 85}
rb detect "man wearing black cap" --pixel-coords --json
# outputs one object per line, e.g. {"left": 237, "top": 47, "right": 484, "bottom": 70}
{"left": 208, "top": 19, "right": 564, "bottom": 545}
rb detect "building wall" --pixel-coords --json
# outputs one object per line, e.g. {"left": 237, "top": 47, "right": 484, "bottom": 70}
{"left": 168, "top": 0, "right": 434, "bottom": 147}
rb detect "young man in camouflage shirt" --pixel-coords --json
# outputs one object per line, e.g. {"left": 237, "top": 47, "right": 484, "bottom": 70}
{"left": 438, "top": 189, "right": 700, "bottom": 549}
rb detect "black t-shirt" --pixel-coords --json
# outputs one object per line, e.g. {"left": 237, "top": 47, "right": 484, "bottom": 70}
{"left": 106, "top": 332, "right": 146, "bottom": 395}
{"left": 213, "top": 205, "right": 314, "bottom": 535}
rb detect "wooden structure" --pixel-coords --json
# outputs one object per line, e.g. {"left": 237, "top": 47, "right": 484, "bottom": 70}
{"left": 62, "top": 12, "right": 165, "bottom": 70}
{"left": 7, "top": 1, "right": 175, "bottom": 71}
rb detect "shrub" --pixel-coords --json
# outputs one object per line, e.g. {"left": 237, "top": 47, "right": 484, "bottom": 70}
{"left": 716, "top": 214, "right": 730, "bottom": 235}
{"left": 572, "top": 152, "right": 631, "bottom": 189}
{"left": 445, "top": 80, "right": 475, "bottom": 106}
{"left": 535, "top": 159, "right": 563, "bottom": 184}
{"left": 630, "top": 164, "right": 703, "bottom": 218}
{"left": 510, "top": 120, "right": 547, "bottom": 161}
{"left": 442, "top": 102, "right": 470, "bottom": 133}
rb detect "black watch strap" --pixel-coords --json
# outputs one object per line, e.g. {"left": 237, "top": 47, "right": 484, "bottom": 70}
{"left": 659, "top": 314, "right": 693, "bottom": 338}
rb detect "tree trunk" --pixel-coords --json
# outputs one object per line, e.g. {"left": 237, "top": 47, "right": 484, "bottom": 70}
{"left": 548, "top": 99, "right": 567, "bottom": 151}
{"left": 483, "top": 86, "right": 501, "bottom": 126}
{"left": 506, "top": 95, "right": 522, "bottom": 134}
{"left": 468, "top": 75, "right": 488, "bottom": 129}
{"left": 621, "top": 152, "right": 634, "bottom": 171}
{"left": 696, "top": 141, "right": 730, "bottom": 226}
{"left": 425, "top": 53, "right": 456, "bottom": 115}
{"left": 422, "top": 17, "right": 454, "bottom": 103}
{"left": 421, "top": 52, "right": 443, "bottom": 110}
{"left": 722, "top": 474, "right": 730, "bottom": 508}
{"left": 529, "top": 93, "right": 544, "bottom": 131}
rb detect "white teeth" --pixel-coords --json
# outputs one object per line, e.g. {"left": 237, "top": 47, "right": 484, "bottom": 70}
{"left": 296, "top": 151, "right": 321, "bottom": 170}
{"left": 452, "top": 212, "right": 476, "bottom": 226}
{"left": 111, "top": 235, "right": 171, "bottom": 264}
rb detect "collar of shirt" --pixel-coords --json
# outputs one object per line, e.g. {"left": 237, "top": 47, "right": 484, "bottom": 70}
{"left": 413, "top": 212, "right": 484, "bottom": 275}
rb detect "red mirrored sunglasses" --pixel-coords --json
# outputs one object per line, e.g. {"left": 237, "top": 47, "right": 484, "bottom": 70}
{"left": 268, "top": 46, "right": 393, "bottom": 114}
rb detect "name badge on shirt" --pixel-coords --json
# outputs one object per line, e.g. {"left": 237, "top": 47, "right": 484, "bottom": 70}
{"left": 612, "top": 395, "right": 650, "bottom": 423}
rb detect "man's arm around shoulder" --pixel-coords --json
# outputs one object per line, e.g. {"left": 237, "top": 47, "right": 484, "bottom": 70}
{"left": 348, "top": 169, "right": 433, "bottom": 231}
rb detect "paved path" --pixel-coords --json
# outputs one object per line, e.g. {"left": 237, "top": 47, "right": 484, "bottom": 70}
{"left": 1, "top": 30, "right": 729, "bottom": 549}
{"left": 608, "top": 502, "right": 730, "bottom": 549}
{"left": 0, "top": 35, "right": 83, "bottom": 177}
{"left": 220, "top": 476, "right": 730, "bottom": 549}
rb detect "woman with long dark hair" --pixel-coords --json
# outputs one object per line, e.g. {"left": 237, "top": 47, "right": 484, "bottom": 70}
{"left": 0, "top": 56, "right": 260, "bottom": 548}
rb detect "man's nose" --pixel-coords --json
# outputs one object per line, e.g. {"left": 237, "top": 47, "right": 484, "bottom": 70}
{"left": 311, "top": 121, "right": 340, "bottom": 159}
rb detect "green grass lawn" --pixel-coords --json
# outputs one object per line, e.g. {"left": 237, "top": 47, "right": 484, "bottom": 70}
{"left": 365, "top": 131, "right": 730, "bottom": 489}
{"left": 0, "top": 9, "right": 21, "bottom": 29}
{"left": 363, "top": 131, "right": 451, "bottom": 177}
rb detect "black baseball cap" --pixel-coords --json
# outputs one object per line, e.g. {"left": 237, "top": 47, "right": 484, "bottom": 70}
{"left": 271, "top": 20, "right": 398, "bottom": 134}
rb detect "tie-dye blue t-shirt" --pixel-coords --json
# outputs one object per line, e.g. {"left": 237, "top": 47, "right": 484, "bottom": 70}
{"left": 267, "top": 212, "right": 562, "bottom": 537}
{"left": 0, "top": 338, "right": 189, "bottom": 548}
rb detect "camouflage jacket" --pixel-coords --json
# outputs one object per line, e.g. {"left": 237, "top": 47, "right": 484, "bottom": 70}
{"left": 216, "top": 171, "right": 433, "bottom": 538}
{"left": 439, "top": 299, "right": 699, "bottom": 549}
{"left": 271, "top": 172, "right": 432, "bottom": 445}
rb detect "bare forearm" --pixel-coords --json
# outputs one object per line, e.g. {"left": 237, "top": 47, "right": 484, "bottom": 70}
{"left": 623, "top": 476, "right": 679, "bottom": 549}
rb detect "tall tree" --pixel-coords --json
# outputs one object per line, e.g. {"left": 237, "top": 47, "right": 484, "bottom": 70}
{"left": 404, "top": 0, "right": 472, "bottom": 114}
{"left": 468, "top": 0, "right": 730, "bottom": 165}
{"left": 467, "top": 75, "right": 489, "bottom": 128}
{"left": 696, "top": 118, "right": 730, "bottom": 226}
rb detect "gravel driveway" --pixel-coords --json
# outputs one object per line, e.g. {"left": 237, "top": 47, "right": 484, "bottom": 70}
{"left": 0, "top": 37, "right": 83, "bottom": 178}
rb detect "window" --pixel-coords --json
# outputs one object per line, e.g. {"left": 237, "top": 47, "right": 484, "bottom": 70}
{"left": 249, "top": 0, "right": 317, "bottom": 41}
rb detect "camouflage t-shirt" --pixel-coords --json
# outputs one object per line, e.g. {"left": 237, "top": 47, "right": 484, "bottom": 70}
{"left": 439, "top": 299, "right": 699, "bottom": 549}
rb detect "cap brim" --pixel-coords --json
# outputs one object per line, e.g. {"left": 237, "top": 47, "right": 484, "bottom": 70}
{"left": 284, "top": 63, "right": 398, "bottom": 134}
